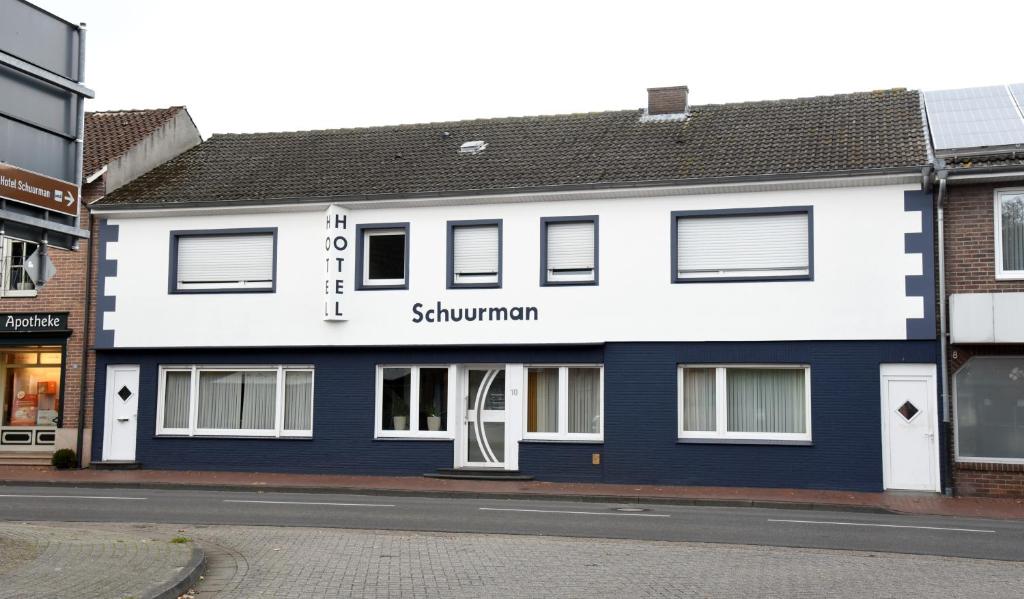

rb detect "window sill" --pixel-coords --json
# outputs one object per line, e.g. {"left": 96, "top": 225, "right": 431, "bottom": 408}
{"left": 356, "top": 283, "right": 409, "bottom": 291}
{"left": 374, "top": 435, "right": 454, "bottom": 441}
{"left": 170, "top": 287, "right": 275, "bottom": 295}
{"left": 672, "top": 274, "right": 812, "bottom": 284}
{"left": 448, "top": 282, "right": 502, "bottom": 290}
{"left": 541, "top": 280, "right": 597, "bottom": 287}
{"left": 154, "top": 434, "right": 313, "bottom": 440}
{"left": 520, "top": 438, "right": 603, "bottom": 444}
{"left": 678, "top": 437, "right": 813, "bottom": 446}
{"left": 994, "top": 273, "right": 1024, "bottom": 281}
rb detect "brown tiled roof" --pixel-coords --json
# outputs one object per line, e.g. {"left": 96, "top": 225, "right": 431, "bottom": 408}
{"left": 945, "top": 154, "right": 1024, "bottom": 172}
{"left": 83, "top": 107, "right": 185, "bottom": 176}
{"left": 96, "top": 89, "right": 928, "bottom": 207}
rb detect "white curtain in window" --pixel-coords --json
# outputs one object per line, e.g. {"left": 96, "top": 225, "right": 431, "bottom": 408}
{"left": 241, "top": 371, "right": 276, "bottom": 429}
{"left": 677, "top": 213, "right": 808, "bottom": 275}
{"left": 177, "top": 234, "right": 274, "bottom": 286}
{"left": 547, "top": 222, "right": 594, "bottom": 271}
{"left": 682, "top": 368, "right": 716, "bottom": 432}
{"left": 528, "top": 368, "right": 559, "bottom": 433}
{"left": 453, "top": 225, "right": 499, "bottom": 275}
{"left": 284, "top": 371, "right": 313, "bottom": 431}
{"left": 726, "top": 369, "right": 805, "bottom": 434}
{"left": 568, "top": 368, "right": 600, "bottom": 434}
{"left": 197, "top": 372, "right": 243, "bottom": 429}
{"left": 1002, "top": 194, "right": 1024, "bottom": 271}
{"left": 163, "top": 371, "right": 192, "bottom": 429}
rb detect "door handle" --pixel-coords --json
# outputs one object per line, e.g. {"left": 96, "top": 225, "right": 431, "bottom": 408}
{"left": 116, "top": 417, "right": 130, "bottom": 422}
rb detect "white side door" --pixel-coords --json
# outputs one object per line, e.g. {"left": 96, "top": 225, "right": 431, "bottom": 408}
{"left": 103, "top": 365, "right": 140, "bottom": 461}
{"left": 880, "top": 364, "right": 939, "bottom": 492}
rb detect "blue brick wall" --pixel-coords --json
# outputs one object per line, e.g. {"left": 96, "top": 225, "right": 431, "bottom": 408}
{"left": 93, "top": 341, "right": 935, "bottom": 491}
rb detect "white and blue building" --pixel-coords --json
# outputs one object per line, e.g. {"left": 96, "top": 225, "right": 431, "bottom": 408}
{"left": 88, "top": 86, "right": 943, "bottom": 492}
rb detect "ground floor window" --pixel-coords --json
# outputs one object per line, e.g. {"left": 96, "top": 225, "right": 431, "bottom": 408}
{"left": 525, "top": 365, "right": 602, "bottom": 441}
{"left": 1, "top": 347, "right": 62, "bottom": 428}
{"left": 955, "top": 356, "right": 1024, "bottom": 463}
{"left": 678, "top": 365, "right": 811, "bottom": 442}
{"left": 156, "top": 366, "right": 313, "bottom": 437}
{"left": 376, "top": 365, "right": 452, "bottom": 438}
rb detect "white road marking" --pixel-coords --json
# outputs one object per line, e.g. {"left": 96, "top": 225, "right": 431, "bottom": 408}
{"left": 224, "top": 500, "right": 395, "bottom": 508}
{"left": 0, "top": 494, "right": 146, "bottom": 500}
{"left": 480, "top": 507, "right": 669, "bottom": 518}
{"left": 768, "top": 519, "right": 995, "bottom": 533}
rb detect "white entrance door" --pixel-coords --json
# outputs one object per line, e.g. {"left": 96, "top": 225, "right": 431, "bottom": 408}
{"left": 103, "top": 365, "right": 140, "bottom": 462}
{"left": 456, "top": 366, "right": 521, "bottom": 470}
{"left": 880, "top": 364, "right": 939, "bottom": 492}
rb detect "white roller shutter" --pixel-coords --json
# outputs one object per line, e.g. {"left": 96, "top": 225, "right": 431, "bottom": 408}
{"left": 453, "top": 225, "right": 499, "bottom": 281}
{"left": 176, "top": 233, "right": 274, "bottom": 289}
{"left": 547, "top": 221, "right": 595, "bottom": 271}
{"left": 676, "top": 213, "right": 808, "bottom": 278}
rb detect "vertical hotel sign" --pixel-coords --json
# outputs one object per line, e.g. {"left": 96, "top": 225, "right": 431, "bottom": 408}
{"left": 324, "top": 204, "right": 351, "bottom": 320}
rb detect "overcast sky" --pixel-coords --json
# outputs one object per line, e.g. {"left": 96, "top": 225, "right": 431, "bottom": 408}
{"left": 37, "top": 0, "right": 1024, "bottom": 137}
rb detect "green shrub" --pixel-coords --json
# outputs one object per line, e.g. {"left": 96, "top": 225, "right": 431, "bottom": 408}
{"left": 51, "top": 448, "right": 77, "bottom": 469}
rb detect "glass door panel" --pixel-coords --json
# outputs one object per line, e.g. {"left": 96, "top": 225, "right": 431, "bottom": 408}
{"left": 464, "top": 368, "right": 506, "bottom": 467}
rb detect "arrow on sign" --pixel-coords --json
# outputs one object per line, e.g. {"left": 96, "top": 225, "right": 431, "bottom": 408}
{"left": 64, "top": 191, "right": 75, "bottom": 206}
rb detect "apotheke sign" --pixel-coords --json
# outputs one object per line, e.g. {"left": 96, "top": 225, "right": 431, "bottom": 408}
{"left": 0, "top": 163, "right": 78, "bottom": 217}
{"left": 0, "top": 312, "right": 69, "bottom": 333}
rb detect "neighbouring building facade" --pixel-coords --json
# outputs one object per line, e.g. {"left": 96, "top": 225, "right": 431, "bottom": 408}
{"left": 0, "top": 104, "right": 200, "bottom": 466}
{"left": 88, "top": 86, "right": 943, "bottom": 493}
{"left": 925, "top": 84, "right": 1024, "bottom": 497}
{"left": 0, "top": 0, "right": 93, "bottom": 464}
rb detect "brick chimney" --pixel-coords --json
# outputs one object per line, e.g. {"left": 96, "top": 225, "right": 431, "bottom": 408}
{"left": 647, "top": 85, "right": 688, "bottom": 115}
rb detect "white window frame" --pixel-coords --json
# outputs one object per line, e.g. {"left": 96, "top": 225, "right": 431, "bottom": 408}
{"left": 994, "top": 188, "right": 1024, "bottom": 280}
{"left": 374, "top": 365, "right": 456, "bottom": 440}
{"left": 0, "top": 235, "right": 39, "bottom": 298}
{"left": 156, "top": 365, "right": 314, "bottom": 438}
{"left": 677, "top": 364, "right": 812, "bottom": 442}
{"left": 359, "top": 225, "right": 408, "bottom": 289}
{"left": 522, "top": 365, "right": 604, "bottom": 442}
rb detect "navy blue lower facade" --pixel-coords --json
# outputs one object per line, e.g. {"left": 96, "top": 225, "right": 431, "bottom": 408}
{"left": 92, "top": 341, "right": 937, "bottom": 492}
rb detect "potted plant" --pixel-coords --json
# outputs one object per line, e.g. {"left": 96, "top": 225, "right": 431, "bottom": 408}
{"left": 388, "top": 389, "right": 409, "bottom": 431}
{"left": 426, "top": 409, "right": 442, "bottom": 432}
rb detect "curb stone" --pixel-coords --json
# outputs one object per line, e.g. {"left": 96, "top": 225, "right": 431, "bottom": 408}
{"left": 143, "top": 545, "right": 206, "bottom": 599}
{"left": 0, "top": 478, "right": 897, "bottom": 516}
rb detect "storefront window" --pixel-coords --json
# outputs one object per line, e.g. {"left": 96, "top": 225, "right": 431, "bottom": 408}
{"left": 1, "top": 348, "right": 62, "bottom": 428}
{"left": 955, "top": 356, "right": 1024, "bottom": 462}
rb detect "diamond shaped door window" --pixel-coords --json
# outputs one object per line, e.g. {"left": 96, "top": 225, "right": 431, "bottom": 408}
{"left": 896, "top": 400, "right": 919, "bottom": 422}
{"left": 117, "top": 385, "right": 133, "bottom": 402}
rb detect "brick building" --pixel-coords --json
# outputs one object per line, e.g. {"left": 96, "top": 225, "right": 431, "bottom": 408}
{"left": 924, "top": 84, "right": 1024, "bottom": 497}
{"left": 0, "top": 107, "right": 199, "bottom": 465}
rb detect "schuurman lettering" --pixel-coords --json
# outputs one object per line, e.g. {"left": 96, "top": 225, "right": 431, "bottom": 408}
{"left": 412, "top": 302, "right": 538, "bottom": 323}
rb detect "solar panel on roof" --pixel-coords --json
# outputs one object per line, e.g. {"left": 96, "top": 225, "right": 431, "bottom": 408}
{"left": 924, "top": 84, "right": 1024, "bottom": 152}
{"left": 1009, "top": 84, "right": 1024, "bottom": 113}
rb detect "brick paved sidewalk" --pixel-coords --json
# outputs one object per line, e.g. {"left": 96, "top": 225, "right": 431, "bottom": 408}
{"left": 1, "top": 466, "right": 1022, "bottom": 520}
{"left": 0, "top": 522, "right": 202, "bottom": 599}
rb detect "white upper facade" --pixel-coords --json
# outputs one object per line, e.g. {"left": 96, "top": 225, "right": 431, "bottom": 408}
{"left": 96, "top": 176, "right": 928, "bottom": 348}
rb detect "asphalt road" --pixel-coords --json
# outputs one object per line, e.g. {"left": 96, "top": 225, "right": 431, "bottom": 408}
{"left": 0, "top": 485, "right": 1021, "bottom": 562}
